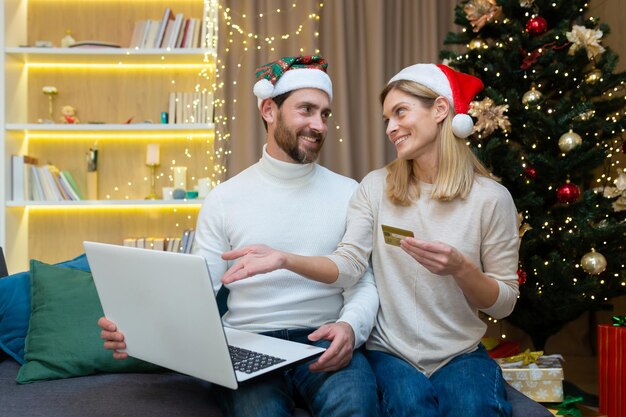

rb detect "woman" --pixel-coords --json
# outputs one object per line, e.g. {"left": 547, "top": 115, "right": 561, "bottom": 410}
{"left": 222, "top": 63, "right": 520, "bottom": 417}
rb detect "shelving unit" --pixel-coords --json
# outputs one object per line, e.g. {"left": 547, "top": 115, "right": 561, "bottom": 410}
{"left": 1, "top": 0, "right": 219, "bottom": 271}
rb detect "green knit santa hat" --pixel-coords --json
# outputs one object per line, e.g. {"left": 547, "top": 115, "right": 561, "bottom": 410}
{"left": 253, "top": 55, "right": 332, "bottom": 108}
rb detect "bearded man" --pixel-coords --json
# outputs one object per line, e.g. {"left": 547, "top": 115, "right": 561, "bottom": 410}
{"left": 98, "top": 55, "right": 379, "bottom": 417}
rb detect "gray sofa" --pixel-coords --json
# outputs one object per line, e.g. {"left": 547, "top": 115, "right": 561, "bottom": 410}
{"left": 0, "top": 356, "right": 552, "bottom": 417}
{"left": 0, "top": 251, "right": 551, "bottom": 417}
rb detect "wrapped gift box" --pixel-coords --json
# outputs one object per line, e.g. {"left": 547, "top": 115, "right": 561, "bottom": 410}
{"left": 598, "top": 324, "right": 626, "bottom": 417}
{"left": 497, "top": 355, "right": 564, "bottom": 402}
{"left": 481, "top": 337, "right": 521, "bottom": 359}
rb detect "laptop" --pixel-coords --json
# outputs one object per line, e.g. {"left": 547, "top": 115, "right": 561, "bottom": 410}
{"left": 84, "top": 241, "right": 326, "bottom": 390}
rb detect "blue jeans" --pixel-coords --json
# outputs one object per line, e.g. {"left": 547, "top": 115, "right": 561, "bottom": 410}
{"left": 213, "top": 328, "right": 379, "bottom": 417}
{"left": 366, "top": 345, "right": 511, "bottom": 417}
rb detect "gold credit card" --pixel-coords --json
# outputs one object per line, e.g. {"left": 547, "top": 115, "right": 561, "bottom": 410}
{"left": 381, "top": 224, "right": 414, "bottom": 246}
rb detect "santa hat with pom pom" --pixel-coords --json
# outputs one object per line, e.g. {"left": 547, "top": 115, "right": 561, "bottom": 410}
{"left": 388, "top": 63, "right": 483, "bottom": 138}
{"left": 253, "top": 55, "right": 332, "bottom": 108}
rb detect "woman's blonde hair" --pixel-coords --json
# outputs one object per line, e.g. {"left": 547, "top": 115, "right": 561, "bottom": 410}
{"left": 380, "top": 80, "right": 492, "bottom": 206}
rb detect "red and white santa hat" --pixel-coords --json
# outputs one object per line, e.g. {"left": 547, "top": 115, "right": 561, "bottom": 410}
{"left": 388, "top": 63, "right": 484, "bottom": 138}
{"left": 253, "top": 55, "right": 332, "bottom": 108}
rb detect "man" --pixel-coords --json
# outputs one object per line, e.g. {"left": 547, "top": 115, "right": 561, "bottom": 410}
{"left": 98, "top": 55, "right": 380, "bottom": 417}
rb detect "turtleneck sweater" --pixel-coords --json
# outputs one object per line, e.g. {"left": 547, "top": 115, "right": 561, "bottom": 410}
{"left": 194, "top": 146, "right": 378, "bottom": 347}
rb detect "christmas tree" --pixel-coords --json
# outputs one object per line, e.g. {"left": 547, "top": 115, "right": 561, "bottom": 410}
{"left": 440, "top": 0, "right": 626, "bottom": 350}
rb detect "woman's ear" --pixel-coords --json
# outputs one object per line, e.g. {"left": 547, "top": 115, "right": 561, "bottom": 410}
{"left": 260, "top": 99, "right": 276, "bottom": 124}
{"left": 433, "top": 96, "right": 450, "bottom": 123}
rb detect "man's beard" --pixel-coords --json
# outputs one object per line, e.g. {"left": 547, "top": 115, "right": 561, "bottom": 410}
{"left": 274, "top": 113, "right": 324, "bottom": 164}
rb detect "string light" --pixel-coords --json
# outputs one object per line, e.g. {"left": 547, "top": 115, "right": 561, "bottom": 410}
{"left": 212, "top": 2, "right": 345, "bottom": 173}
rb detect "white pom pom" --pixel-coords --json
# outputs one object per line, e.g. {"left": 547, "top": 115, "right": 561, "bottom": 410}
{"left": 253, "top": 79, "right": 274, "bottom": 99}
{"left": 451, "top": 114, "right": 474, "bottom": 138}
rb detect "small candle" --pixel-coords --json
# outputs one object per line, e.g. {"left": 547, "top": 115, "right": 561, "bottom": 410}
{"left": 173, "top": 166, "right": 187, "bottom": 190}
{"left": 146, "top": 144, "right": 160, "bottom": 165}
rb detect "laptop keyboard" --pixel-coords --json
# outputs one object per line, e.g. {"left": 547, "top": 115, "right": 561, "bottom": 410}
{"left": 228, "top": 345, "right": 286, "bottom": 374}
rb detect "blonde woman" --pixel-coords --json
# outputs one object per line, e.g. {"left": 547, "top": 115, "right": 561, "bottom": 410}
{"left": 222, "top": 64, "right": 520, "bottom": 417}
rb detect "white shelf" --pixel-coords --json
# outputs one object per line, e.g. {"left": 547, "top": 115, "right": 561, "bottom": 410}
{"left": 5, "top": 47, "right": 215, "bottom": 65}
{"left": 6, "top": 199, "right": 203, "bottom": 207}
{"left": 6, "top": 123, "right": 215, "bottom": 132}
{"left": 2, "top": 0, "right": 217, "bottom": 270}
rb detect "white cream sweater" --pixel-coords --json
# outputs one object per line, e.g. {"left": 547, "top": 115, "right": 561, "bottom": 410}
{"left": 193, "top": 147, "right": 379, "bottom": 348}
{"left": 327, "top": 168, "right": 520, "bottom": 375}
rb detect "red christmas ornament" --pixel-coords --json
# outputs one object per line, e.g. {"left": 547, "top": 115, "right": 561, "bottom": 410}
{"left": 524, "top": 166, "right": 537, "bottom": 179}
{"left": 526, "top": 16, "right": 548, "bottom": 35}
{"left": 556, "top": 182, "right": 581, "bottom": 204}
{"left": 517, "top": 268, "right": 527, "bottom": 286}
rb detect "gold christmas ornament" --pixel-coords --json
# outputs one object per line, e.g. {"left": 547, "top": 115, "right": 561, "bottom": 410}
{"left": 468, "top": 38, "right": 486, "bottom": 50}
{"left": 522, "top": 83, "right": 542, "bottom": 104}
{"left": 558, "top": 129, "right": 583, "bottom": 153}
{"left": 580, "top": 248, "right": 607, "bottom": 275}
{"left": 585, "top": 67, "right": 602, "bottom": 84}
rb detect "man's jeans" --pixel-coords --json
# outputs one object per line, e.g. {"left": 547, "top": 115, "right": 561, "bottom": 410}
{"left": 213, "top": 328, "right": 379, "bottom": 417}
{"left": 366, "top": 345, "right": 512, "bottom": 417}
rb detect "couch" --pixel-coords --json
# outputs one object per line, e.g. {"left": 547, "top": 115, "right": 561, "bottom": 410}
{"left": 0, "top": 358, "right": 553, "bottom": 417}
{"left": 0, "top": 253, "right": 552, "bottom": 417}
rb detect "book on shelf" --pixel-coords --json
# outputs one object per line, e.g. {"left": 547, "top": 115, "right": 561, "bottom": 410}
{"left": 11, "top": 155, "right": 39, "bottom": 201}
{"left": 68, "top": 40, "right": 121, "bottom": 49}
{"left": 122, "top": 230, "right": 195, "bottom": 253}
{"left": 60, "top": 171, "right": 85, "bottom": 200}
{"left": 142, "top": 19, "right": 161, "bottom": 49}
{"left": 190, "top": 18, "right": 202, "bottom": 48}
{"left": 168, "top": 237, "right": 181, "bottom": 252}
{"left": 29, "top": 165, "right": 45, "bottom": 201}
{"left": 37, "top": 166, "right": 63, "bottom": 201}
{"left": 47, "top": 165, "right": 74, "bottom": 200}
{"left": 129, "top": 9, "right": 204, "bottom": 49}
{"left": 11, "top": 157, "right": 84, "bottom": 202}
{"left": 57, "top": 171, "right": 81, "bottom": 201}
{"left": 161, "top": 17, "right": 176, "bottom": 48}
{"left": 167, "top": 91, "right": 214, "bottom": 124}
{"left": 152, "top": 237, "right": 166, "bottom": 251}
{"left": 175, "top": 91, "right": 184, "bottom": 124}
{"left": 168, "top": 13, "right": 185, "bottom": 49}
{"left": 179, "top": 18, "right": 192, "bottom": 48}
{"left": 179, "top": 228, "right": 195, "bottom": 253}
{"left": 137, "top": 20, "right": 152, "bottom": 48}
{"left": 129, "top": 20, "right": 147, "bottom": 48}
{"left": 155, "top": 7, "right": 175, "bottom": 48}
{"left": 168, "top": 92, "right": 177, "bottom": 124}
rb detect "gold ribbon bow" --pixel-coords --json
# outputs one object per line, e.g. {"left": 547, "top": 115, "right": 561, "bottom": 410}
{"left": 500, "top": 348, "right": 544, "bottom": 366}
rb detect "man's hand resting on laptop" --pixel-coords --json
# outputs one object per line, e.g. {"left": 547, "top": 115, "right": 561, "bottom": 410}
{"left": 307, "top": 322, "right": 355, "bottom": 373}
{"left": 97, "top": 317, "right": 129, "bottom": 360}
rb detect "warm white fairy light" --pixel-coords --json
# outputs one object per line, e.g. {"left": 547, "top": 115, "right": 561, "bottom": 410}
{"left": 212, "top": 2, "right": 340, "bottom": 179}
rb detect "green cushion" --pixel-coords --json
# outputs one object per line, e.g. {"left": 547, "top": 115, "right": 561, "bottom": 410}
{"left": 16, "top": 260, "right": 161, "bottom": 384}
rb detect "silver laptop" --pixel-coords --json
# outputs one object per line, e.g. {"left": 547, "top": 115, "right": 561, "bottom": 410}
{"left": 84, "top": 241, "right": 325, "bottom": 390}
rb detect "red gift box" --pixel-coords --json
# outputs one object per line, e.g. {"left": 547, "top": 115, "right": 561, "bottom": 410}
{"left": 488, "top": 340, "right": 521, "bottom": 359}
{"left": 598, "top": 324, "right": 626, "bottom": 417}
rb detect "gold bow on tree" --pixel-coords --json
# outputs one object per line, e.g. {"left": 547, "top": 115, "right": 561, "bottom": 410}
{"left": 464, "top": 0, "right": 503, "bottom": 32}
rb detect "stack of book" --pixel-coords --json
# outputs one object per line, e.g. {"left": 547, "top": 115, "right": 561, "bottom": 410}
{"left": 167, "top": 91, "right": 214, "bottom": 124}
{"left": 129, "top": 8, "right": 207, "bottom": 49}
{"left": 123, "top": 229, "right": 196, "bottom": 254}
{"left": 11, "top": 155, "right": 84, "bottom": 202}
